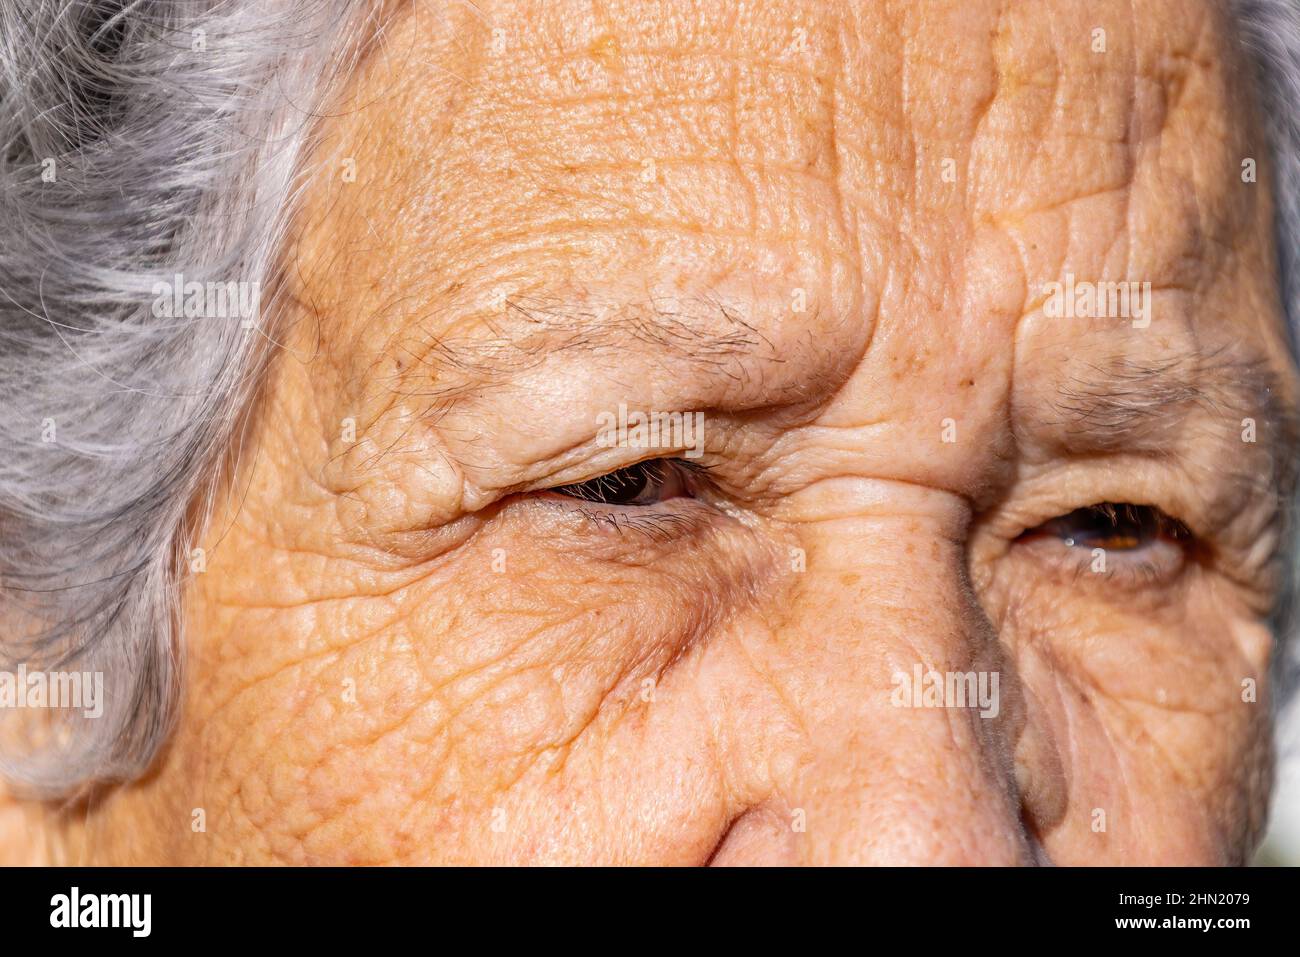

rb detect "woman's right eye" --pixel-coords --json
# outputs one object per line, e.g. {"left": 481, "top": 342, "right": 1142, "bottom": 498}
{"left": 549, "top": 459, "right": 696, "bottom": 507}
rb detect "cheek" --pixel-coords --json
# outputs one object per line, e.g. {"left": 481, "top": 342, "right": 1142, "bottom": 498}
{"left": 153, "top": 487, "right": 1271, "bottom": 865}
{"left": 996, "top": 571, "right": 1272, "bottom": 863}
{"left": 165, "top": 510, "right": 774, "bottom": 864}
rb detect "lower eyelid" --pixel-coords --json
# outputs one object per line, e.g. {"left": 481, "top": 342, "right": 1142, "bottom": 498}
{"left": 582, "top": 507, "right": 708, "bottom": 539}
{"left": 1017, "top": 533, "right": 1187, "bottom": 586}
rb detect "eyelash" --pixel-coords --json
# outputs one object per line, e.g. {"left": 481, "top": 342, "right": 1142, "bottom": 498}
{"left": 541, "top": 458, "right": 714, "bottom": 538}
{"left": 565, "top": 507, "right": 708, "bottom": 541}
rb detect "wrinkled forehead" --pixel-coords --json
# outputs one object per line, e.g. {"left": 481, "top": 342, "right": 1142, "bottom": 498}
{"left": 289, "top": 0, "right": 1291, "bottom": 413}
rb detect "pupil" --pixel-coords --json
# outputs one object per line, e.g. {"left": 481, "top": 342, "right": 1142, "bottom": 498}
{"left": 557, "top": 463, "right": 654, "bottom": 505}
{"left": 599, "top": 466, "right": 651, "bottom": 504}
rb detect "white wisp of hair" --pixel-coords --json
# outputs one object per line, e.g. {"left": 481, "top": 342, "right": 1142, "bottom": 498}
{"left": 0, "top": 0, "right": 376, "bottom": 794}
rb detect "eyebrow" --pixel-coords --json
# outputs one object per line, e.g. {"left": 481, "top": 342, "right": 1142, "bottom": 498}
{"left": 399, "top": 295, "right": 1299, "bottom": 489}
{"left": 394, "top": 291, "right": 784, "bottom": 401}
{"left": 506, "top": 292, "right": 773, "bottom": 361}
{"left": 1037, "top": 347, "right": 1300, "bottom": 484}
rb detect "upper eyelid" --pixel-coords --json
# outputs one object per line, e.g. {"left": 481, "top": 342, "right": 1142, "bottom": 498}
{"left": 545, "top": 456, "right": 712, "bottom": 489}
{"left": 508, "top": 450, "right": 684, "bottom": 499}
{"left": 989, "top": 447, "right": 1273, "bottom": 544}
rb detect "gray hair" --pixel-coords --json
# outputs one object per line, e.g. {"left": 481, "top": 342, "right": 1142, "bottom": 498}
{"left": 0, "top": 0, "right": 1298, "bottom": 798}
{"left": 1237, "top": 0, "right": 1300, "bottom": 723}
{"left": 0, "top": 0, "right": 376, "bottom": 794}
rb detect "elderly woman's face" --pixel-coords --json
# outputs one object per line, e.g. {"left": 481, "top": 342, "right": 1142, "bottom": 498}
{"left": 78, "top": 0, "right": 1297, "bottom": 864}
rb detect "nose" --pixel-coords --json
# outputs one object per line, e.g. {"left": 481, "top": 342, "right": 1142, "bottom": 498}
{"left": 712, "top": 480, "right": 1035, "bottom": 865}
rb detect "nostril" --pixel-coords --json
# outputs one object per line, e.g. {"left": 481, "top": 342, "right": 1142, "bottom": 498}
{"left": 706, "top": 806, "right": 797, "bottom": 866}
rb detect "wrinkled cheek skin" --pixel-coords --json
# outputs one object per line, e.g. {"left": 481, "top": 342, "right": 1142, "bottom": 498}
{"left": 984, "top": 548, "right": 1277, "bottom": 863}
{"left": 1009, "top": 628, "right": 1272, "bottom": 865}
{"left": 85, "top": 481, "right": 1271, "bottom": 865}
{"left": 115, "top": 493, "right": 786, "bottom": 865}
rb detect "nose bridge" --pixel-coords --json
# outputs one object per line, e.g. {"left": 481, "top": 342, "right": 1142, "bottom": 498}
{"left": 732, "top": 486, "right": 1032, "bottom": 864}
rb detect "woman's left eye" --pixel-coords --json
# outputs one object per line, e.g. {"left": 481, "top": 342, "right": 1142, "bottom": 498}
{"left": 1030, "top": 503, "right": 1190, "bottom": 552}
{"left": 549, "top": 459, "right": 696, "bottom": 507}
